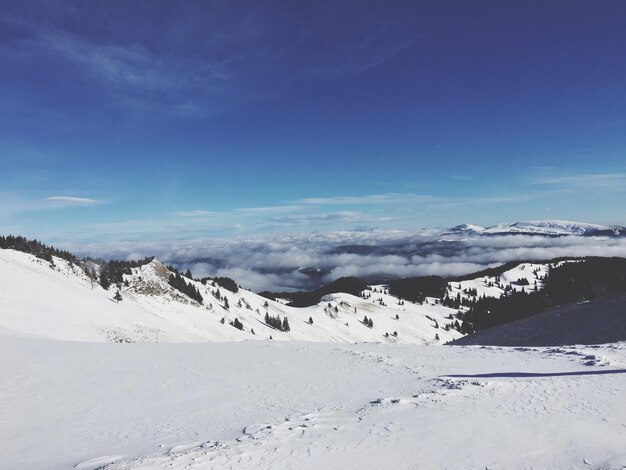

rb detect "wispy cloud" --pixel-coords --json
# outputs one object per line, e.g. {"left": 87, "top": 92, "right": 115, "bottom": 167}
{"left": 43, "top": 32, "right": 175, "bottom": 92}
{"left": 270, "top": 211, "right": 362, "bottom": 225}
{"left": 43, "top": 196, "right": 105, "bottom": 207}
{"left": 296, "top": 193, "right": 430, "bottom": 206}
{"left": 173, "top": 210, "right": 219, "bottom": 217}
{"left": 532, "top": 172, "right": 626, "bottom": 188}
{"left": 234, "top": 204, "right": 309, "bottom": 214}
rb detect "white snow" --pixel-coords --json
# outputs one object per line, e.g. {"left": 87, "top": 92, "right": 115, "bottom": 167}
{"left": 1, "top": 334, "right": 625, "bottom": 469}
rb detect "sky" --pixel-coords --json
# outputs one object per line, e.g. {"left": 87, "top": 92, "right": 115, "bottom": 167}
{"left": 1, "top": 0, "right": 626, "bottom": 248}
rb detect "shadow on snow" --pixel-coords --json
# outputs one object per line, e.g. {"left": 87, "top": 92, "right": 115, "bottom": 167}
{"left": 444, "top": 369, "right": 626, "bottom": 378}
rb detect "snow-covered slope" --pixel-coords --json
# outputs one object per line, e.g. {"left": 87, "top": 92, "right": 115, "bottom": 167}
{"left": 446, "top": 262, "right": 551, "bottom": 304}
{"left": 452, "top": 292, "right": 626, "bottom": 346}
{"left": 0, "top": 249, "right": 462, "bottom": 344}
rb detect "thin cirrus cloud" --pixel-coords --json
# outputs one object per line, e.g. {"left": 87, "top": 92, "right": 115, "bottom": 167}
{"left": 2, "top": 3, "right": 417, "bottom": 120}
{"left": 43, "top": 196, "right": 105, "bottom": 207}
{"left": 295, "top": 193, "right": 431, "bottom": 206}
{"left": 532, "top": 172, "right": 626, "bottom": 188}
{"left": 173, "top": 210, "right": 220, "bottom": 217}
{"left": 270, "top": 211, "right": 363, "bottom": 224}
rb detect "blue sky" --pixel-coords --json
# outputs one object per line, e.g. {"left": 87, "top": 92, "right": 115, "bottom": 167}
{"left": 1, "top": 0, "right": 625, "bottom": 245}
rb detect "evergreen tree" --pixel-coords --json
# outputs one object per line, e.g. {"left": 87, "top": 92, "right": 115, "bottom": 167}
{"left": 99, "top": 272, "right": 111, "bottom": 290}
{"left": 168, "top": 273, "right": 203, "bottom": 304}
{"left": 282, "top": 316, "right": 290, "bottom": 332}
{"left": 114, "top": 289, "right": 122, "bottom": 303}
{"left": 308, "top": 316, "right": 314, "bottom": 325}
{"left": 231, "top": 318, "right": 243, "bottom": 330}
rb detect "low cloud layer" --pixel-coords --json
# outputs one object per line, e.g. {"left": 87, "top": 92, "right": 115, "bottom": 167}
{"left": 68, "top": 230, "right": 626, "bottom": 293}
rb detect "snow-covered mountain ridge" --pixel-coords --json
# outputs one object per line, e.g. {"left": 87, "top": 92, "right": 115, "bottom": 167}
{"left": 446, "top": 220, "right": 625, "bottom": 237}
{"left": 0, "top": 249, "right": 460, "bottom": 344}
{"left": 0, "top": 248, "right": 561, "bottom": 344}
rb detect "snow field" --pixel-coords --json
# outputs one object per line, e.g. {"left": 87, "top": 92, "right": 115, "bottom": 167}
{"left": 1, "top": 335, "right": 625, "bottom": 469}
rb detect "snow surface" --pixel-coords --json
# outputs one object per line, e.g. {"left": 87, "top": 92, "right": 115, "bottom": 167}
{"left": 1, "top": 334, "right": 625, "bottom": 469}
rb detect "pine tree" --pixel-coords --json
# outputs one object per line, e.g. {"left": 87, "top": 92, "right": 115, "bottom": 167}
{"left": 231, "top": 318, "right": 243, "bottom": 330}
{"left": 282, "top": 316, "right": 290, "bottom": 332}
{"left": 114, "top": 289, "right": 122, "bottom": 303}
{"left": 308, "top": 316, "right": 314, "bottom": 325}
{"left": 100, "top": 272, "right": 111, "bottom": 290}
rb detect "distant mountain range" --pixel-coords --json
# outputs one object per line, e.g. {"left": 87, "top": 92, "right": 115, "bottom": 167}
{"left": 445, "top": 220, "right": 626, "bottom": 237}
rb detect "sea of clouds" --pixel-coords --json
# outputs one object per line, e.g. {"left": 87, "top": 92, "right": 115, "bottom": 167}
{"left": 69, "top": 229, "right": 626, "bottom": 293}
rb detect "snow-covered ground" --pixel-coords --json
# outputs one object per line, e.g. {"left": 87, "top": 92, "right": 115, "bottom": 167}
{"left": 1, "top": 334, "right": 625, "bottom": 469}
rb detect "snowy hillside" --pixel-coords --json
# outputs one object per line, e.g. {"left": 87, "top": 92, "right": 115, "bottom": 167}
{"left": 446, "top": 262, "right": 551, "bottom": 304}
{"left": 0, "top": 249, "right": 463, "bottom": 344}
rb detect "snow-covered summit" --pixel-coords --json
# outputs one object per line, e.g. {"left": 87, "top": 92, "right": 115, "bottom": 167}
{"left": 446, "top": 220, "right": 623, "bottom": 237}
{"left": 484, "top": 220, "right": 612, "bottom": 236}
{"left": 445, "top": 223, "right": 486, "bottom": 234}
